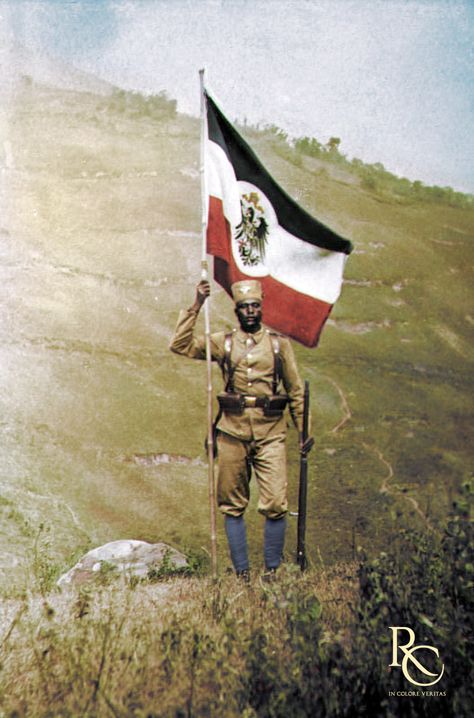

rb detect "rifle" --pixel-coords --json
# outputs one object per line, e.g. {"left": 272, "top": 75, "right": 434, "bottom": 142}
{"left": 296, "top": 380, "right": 314, "bottom": 571}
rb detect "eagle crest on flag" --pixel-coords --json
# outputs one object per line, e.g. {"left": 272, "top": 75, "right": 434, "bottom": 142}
{"left": 235, "top": 191, "right": 269, "bottom": 266}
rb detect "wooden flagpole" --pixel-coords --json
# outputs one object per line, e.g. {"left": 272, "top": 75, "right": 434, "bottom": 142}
{"left": 199, "top": 68, "right": 218, "bottom": 578}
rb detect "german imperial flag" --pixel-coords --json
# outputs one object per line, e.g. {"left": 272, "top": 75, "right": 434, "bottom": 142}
{"left": 204, "top": 91, "right": 353, "bottom": 348}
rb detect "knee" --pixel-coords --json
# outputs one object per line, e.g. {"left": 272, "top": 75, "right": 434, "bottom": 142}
{"left": 219, "top": 506, "right": 246, "bottom": 518}
{"left": 259, "top": 504, "right": 287, "bottom": 520}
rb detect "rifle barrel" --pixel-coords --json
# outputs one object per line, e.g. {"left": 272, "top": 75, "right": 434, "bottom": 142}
{"left": 296, "top": 380, "right": 310, "bottom": 571}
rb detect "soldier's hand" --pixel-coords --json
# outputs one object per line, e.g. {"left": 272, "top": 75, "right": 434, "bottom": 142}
{"left": 299, "top": 435, "right": 314, "bottom": 454}
{"left": 193, "top": 280, "right": 210, "bottom": 309}
{"left": 196, "top": 280, "right": 210, "bottom": 303}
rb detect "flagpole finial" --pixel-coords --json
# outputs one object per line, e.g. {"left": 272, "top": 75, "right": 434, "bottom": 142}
{"left": 199, "top": 67, "right": 208, "bottom": 93}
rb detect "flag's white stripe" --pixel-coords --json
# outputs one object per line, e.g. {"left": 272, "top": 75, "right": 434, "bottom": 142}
{"left": 206, "top": 140, "right": 346, "bottom": 305}
{"left": 206, "top": 139, "right": 242, "bottom": 223}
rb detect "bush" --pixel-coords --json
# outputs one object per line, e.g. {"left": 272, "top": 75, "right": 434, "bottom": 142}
{"left": 354, "top": 482, "right": 473, "bottom": 717}
{"left": 106, "top": 88, "right": 177, "bottom": 121}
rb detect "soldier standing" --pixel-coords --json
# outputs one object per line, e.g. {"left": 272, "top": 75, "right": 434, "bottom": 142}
{"left": 169, "top": 278, "right": 307, "bottom": 579}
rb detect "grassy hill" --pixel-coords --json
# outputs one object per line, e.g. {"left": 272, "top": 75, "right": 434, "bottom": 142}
{"left": 0, "top": 75, "right": 473, "bottom": 591}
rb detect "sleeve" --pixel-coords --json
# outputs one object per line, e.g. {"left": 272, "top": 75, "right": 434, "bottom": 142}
{"left": 279, "top": 338, "right": 307, "bottom": 433}
{"left": 169, "top": 308, "right": 224, "bottom": 362}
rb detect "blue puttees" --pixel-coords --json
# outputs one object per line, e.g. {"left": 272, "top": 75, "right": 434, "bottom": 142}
{"left": 264, "top": 516, "right": 286, "bottom": 570}
{"left": 224, "top": 515, "right": 249, "bottom": 572}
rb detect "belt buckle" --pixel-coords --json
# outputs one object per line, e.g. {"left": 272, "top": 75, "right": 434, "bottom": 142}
{"left": 245, "top": 396, "right": 257, "bottom": 408}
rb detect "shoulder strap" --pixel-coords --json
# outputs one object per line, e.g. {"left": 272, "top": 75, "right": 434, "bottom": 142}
{"left": 222, "top": 332, "right": 235, "bottom": 392}
{"left": 269, "top": 333, "right": 283, "bottom": 394}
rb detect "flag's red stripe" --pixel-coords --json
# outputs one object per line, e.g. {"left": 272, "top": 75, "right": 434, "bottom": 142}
{"left": 214, "top": 257, "right": 331, "bottom": 347}
{"left": 208, "top": 196, "right": 332, "bottom": 348}
{"left": 207, "top": 195, "right": 232, "bottom": 261}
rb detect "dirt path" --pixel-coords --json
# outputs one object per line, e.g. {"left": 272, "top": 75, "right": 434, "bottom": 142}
{"left": 303, "top": 370, "right": 352, "bottom": 435}
{"left": 362, "top": 442, "right": 434, "bottom": 531}
{"left": 3, "top": 483, "right": 91, "bottom": 540}
{"left": 323, "top": 375, "right": 352, "bottom": 434}
{"left": 311, "top": 372, "right": 434, "bottom": 531}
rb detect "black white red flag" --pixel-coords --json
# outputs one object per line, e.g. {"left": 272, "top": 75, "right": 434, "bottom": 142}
{"left": 204, "top": 90, "right": 353, "bottom": 348}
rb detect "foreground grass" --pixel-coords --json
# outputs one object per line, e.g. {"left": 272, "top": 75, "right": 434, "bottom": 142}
{"left": 0, "top": 489, "right": 471, "bottom": 718}
{"left": 0, "top": 564, "right": 355, "bottom": 718}
{"left": 1, "top": 564, "right": 360, "bottom": 718}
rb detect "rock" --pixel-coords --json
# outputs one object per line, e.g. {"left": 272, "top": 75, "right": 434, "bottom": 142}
{"left": 57, "top": 540, "right": 189, "bottom": 588}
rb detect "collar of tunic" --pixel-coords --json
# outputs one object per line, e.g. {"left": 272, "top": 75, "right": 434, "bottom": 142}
{"left": 234, "top": 326, "right": 267, "bottom": 347}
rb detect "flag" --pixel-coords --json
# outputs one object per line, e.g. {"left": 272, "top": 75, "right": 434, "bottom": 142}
{"left": 204, "top": 90, "right": 353, "bottom": 348}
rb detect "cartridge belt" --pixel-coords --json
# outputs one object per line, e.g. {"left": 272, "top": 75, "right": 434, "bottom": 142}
{"left": 217, "top": 392, "right": 288, "bottom": 416}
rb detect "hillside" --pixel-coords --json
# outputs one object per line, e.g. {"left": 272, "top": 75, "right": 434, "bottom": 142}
{"left": 0, "top": 73, "right": 473, "bottom": 590}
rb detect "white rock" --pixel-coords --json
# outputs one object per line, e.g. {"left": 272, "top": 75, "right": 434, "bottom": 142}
{"left": 57, "top": 540, "right": 188, "bottom": 588}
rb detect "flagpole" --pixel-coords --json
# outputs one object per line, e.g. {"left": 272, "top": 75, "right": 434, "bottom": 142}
{"left": 199, "top": 67, "right": 218, "bottom": 579}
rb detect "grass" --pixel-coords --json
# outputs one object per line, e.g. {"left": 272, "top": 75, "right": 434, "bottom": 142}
{"left": 0, "top": 484, "right": 471, "bottom": 717}
{"left": 0, "top": 564, "right": 354, "bottom": 717}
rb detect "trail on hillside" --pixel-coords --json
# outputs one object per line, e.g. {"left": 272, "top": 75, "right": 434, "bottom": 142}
{"left": 362, "top": 442, "right": 434, "bottom": 531}
{"left": 322, "top": 375, "right": 352, "bottom": 434}
{"left": 314, "top": 370, "right": 434, "bottom": 531}
{"left": 0, "top": 481, "right": 91, "bottom": 540}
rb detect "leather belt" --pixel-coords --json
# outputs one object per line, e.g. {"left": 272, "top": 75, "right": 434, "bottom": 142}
{"left": 243, "top": 396, "right": 267, "bottom": 408}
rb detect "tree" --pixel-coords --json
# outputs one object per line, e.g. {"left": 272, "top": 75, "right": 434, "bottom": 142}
{"left": 326, "top": 137, "right": 341, "bottom": 153}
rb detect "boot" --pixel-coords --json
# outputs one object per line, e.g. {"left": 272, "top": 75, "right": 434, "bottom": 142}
{"left": 236, "top": 569, "right": 251, "bottom": 583}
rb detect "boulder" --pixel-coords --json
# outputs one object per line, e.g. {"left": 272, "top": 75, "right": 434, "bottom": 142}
{"left": 57, "top": 539, "right": 189, "bottom": 588}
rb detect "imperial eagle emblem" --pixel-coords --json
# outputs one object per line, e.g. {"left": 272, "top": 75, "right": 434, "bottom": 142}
{"left": 235, "top": 192, "right": 269, "bottom": 266}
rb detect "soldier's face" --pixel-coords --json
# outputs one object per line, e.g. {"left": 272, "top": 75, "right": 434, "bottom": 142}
{"left": 235, "top": 300, "right": 262, "bottom": 333}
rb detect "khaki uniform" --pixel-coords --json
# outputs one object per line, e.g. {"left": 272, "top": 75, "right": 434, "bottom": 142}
{"left": 170, "top": 308, "right": 306, "bottom": 519}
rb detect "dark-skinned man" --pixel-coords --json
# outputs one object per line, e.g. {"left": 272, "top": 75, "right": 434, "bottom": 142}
{"left": 169, "top": 278, "right": 307, "bottom": 580}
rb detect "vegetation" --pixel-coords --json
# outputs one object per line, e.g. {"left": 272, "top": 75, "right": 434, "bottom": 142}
{"left": 291, "top": 133, "right": 474, "bottom": 209}
{"left": 239, "top": 121, "right": 473, "bottom": 209}
{"left": 103, "top": 87, "right": 178, "bottom": 121}
{"left": 0, "top": 487, "right": 471, "bottom": 717}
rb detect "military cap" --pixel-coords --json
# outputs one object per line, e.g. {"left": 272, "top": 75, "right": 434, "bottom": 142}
{"left": 231, "top": 279, "right": 263, "bottom": 304}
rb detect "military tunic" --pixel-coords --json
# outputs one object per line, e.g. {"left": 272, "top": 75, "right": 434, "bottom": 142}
{"left": 170, "top": 307, "right": 306, "bottom": 518}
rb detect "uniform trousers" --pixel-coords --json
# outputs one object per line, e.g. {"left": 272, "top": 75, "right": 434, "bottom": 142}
{"left": 216, "top": 430, "right": 288, "bottom": 520}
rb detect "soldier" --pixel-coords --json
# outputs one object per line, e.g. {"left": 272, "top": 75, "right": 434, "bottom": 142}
{"left": 169, "top": 278, "right": 307, "bottom": 579}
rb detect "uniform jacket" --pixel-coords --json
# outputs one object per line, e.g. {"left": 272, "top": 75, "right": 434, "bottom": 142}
{"left": 170, "top": 308, "right": 306, "bottom": 441}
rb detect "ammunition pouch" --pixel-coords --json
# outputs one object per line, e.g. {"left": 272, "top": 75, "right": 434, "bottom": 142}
{"left": 217, "top": 392, "right": 245, "bottom": 415}
{"left": 263, "top": 394, "right": 289, "bottom": 418}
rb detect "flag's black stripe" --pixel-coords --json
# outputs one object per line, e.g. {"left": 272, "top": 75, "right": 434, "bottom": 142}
{"left": 206, "top": 93, "right": 353, "bottom": 255}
